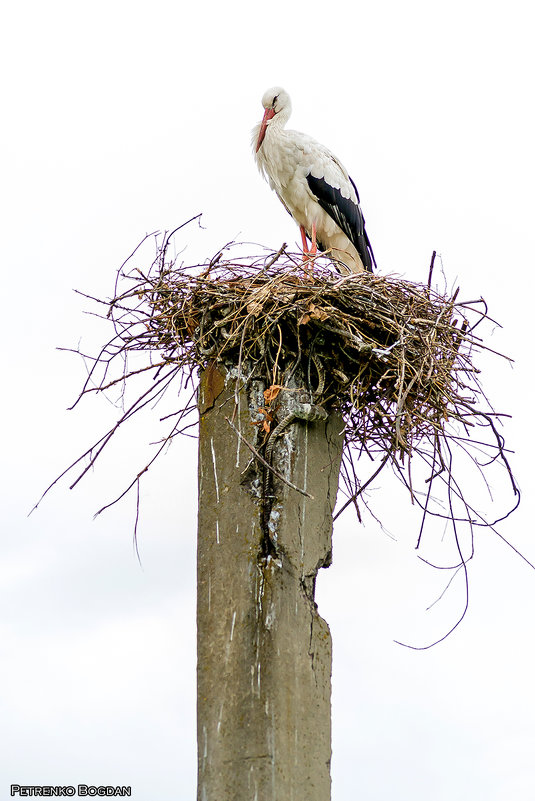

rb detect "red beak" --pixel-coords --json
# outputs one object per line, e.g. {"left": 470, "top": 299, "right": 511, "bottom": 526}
{"left": 256, "top": 107, "right": 276, "bottom": 152}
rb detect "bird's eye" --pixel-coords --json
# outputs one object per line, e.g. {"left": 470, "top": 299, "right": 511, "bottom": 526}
{"left": 272, "top": 95, "right": 279, "bottom": 109}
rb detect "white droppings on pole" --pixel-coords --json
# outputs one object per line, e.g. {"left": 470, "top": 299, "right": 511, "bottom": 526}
{"left": 264, "top": 603, "right": 275, "bottom": 630}
{"left": 210, "top": 437, "right": 220, "bottom": 503}
{"left": 230, "top": 610, "right": 236, "bottom": 641}
{"left": 250, "top": 663, "right": 255, "bottom": 697}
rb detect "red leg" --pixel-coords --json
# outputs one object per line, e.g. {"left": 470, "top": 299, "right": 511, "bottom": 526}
{"left": 300, "top": 225, "right": 309, "bottom": 256}
{"left": 310, "top": 222, "right": 317, "bottom": 256}
{"left": 300, "top": 225, "right": 316, "bottom": 278}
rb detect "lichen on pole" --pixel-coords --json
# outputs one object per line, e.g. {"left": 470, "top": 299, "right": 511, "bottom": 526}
{"left": 197, "top": 362, "right": 342, "bottom": 800}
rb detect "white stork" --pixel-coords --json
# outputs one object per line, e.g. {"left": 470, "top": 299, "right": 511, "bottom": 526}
{"left": 253, "top": 86, "right": 376, "bottom": 274}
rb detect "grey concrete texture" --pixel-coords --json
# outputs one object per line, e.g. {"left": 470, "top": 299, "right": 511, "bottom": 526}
{"left": 197, "top": 364, "right": 343, "bottom": 801}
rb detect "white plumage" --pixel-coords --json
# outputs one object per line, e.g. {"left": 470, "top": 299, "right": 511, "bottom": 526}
{"left": 253, "top": 86, "right": 375, "bottom": 274}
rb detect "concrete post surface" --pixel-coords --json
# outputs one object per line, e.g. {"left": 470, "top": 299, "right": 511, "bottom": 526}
{"left": 197, "top": 364, "right": 343, "bottom": 801}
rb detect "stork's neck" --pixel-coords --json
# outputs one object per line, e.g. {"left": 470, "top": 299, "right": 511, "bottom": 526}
{"left": 252, "top": 102, "right": 292, "bottom": 179}
{"left": 269, "top": 106, "right": 291, "bottom": 134}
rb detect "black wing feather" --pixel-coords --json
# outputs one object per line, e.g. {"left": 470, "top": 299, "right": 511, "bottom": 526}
{"left": 306, "top": 174, "right": 376, "bottom": 272}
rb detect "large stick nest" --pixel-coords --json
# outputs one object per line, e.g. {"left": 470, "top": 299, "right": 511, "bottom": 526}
{"left": 143, "top": 247, "right": 469, "bottom": 458}
{"left": 39, "top": 222, "right": 522, "bottom": 645}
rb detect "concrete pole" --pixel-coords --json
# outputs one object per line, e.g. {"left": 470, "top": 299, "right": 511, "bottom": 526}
{"left": 197, "top": 363, "right": 343, "bottom": 801}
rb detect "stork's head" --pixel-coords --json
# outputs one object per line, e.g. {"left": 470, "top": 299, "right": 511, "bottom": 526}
{"left": 255, "top": 87, "right": 291, "bottom": 152}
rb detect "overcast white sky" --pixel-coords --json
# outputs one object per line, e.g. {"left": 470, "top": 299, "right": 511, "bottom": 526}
{"left": 2, "top": 0, "right": 535, "bottom": 798}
